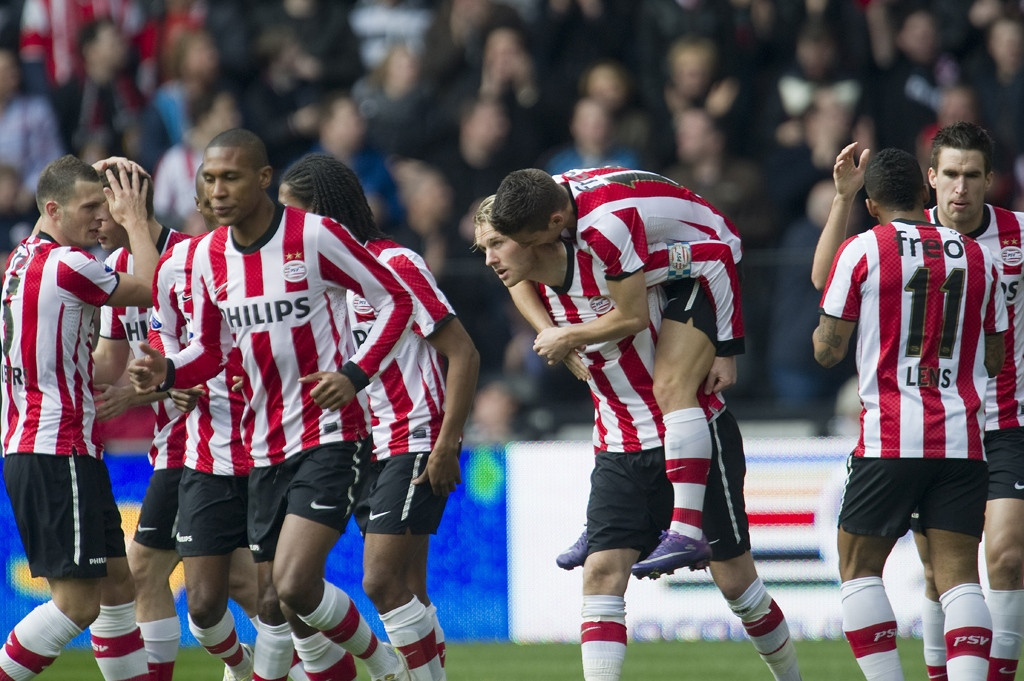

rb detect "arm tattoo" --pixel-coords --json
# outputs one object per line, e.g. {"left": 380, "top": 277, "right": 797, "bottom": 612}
{"left": 814, "top": 316, "right": 843, "bottom": 367}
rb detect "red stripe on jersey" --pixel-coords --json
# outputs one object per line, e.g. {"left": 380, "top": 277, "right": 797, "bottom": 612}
{"left": 208, "top": 230, "right": 230, "bottom": 302}
{"left": 376, "top": 361, "right": 415, "bottom": 450}
{"left": 243, "top": 250, "right": 264, "bottom": 298}
{"left": 251, "top": 330, "right": 286, "bottom": 465}
{"left": 580, "top": 227, "right": 628, "bottom": 278}
{"left": 611, "top": 207, "right": 650, "bottom": 261}
{"left": 12, "top": 251, "right": 47, "bottom": 453}
{"left": 282, "top": 208, "right": 309, "bottom": 294}
{"left": 56, "top": 259, "right": 112, "bottom": 306}
{"left": 916, "top": 225, "right": 948, "bottom": 458}
{"left": 873, "top": 228, "right": 903, "bottom": 458}
{"left": 291, "top": 322, "right": 322, "bottom": 449}
{"left": 588, "top": 346, "right": 641, "bottom": 450}
{"left": 195, "top": 391, "right": 216, "bottom": 473}
{"left": 616, "top": 335, "right": 660, "bottom": 443}
{"left": 993, "top": 208, "right": 1023, "bottom": 428}
{"left": 378, "top": 250, "right": 449, "bottom": 322}
{"left": 953, "top": 249, "right": 988, "bottom": 460}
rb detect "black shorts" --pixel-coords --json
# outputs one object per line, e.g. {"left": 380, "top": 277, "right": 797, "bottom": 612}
{"left": 587, "top": 447, "right": 673, "bottom": 558}
{"left": 662, "top": 279, "right": 717, "bottom": 345}
{"left": 985, "top": 427, "right": 1024, "bottom": 500}
{"left": 247, "top": 442, "right": 364, "bottom": 563}
{"left": 354, "top": 453, "right": 447, "bottom": 536}
{"left": 840, "top": 456, "right": 987, "bottom": 538}
{"left": 177, "top": 467, "right": 249, "bottom": 557}
{"left": 4, "top": 454, "right": 126, "bottom": 578}
{"left": 704, "top": 410, "right": 751, "bottom": 561}
{"left": 134, "top": 467, "right": 182, "bottom": 551}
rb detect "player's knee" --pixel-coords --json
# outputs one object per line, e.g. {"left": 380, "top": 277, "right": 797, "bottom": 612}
{"left": 187, "top": 596, "right": 225, "bottom": 630}
{"left": 273, "top": 567, "right": 320, "bottom": 614}
{"left": 651, "top": 374, "right": 701, "bottom": 411}
{"left": 986, "top": 543, "right": 1024, "bottom": 588}
{"left": 60, "top": 599, "right": 102, "bottom": 630}
{"left": 362, "top": 569, "right": 407, "bottom": 612}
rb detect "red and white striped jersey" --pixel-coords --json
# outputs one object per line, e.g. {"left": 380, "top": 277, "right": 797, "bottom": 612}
{"left": 557, "top": 167, "right": 744, "bottom": 348}
{"left": 1, "top": 234, "right": 119, "bottom": 458}
{"left": 150, "top": 235, "right": 251, "bottom": 476}
{"left": 537, "top": 241, "right": 728, "bottom": 453}
{"left": 347, "top": 239, "right": 455, "bottom": 460}
{"left": 927, "top": 204, "right": 1024, "bottom": 431}
{"left": 100, "top": 228, "right": 190, "bottom": 470}
{"left": 167, "top": 206, "right": 414, "bottom": 467}
{"left": 820, "top": 220, "right": 1007, "bottom": 459}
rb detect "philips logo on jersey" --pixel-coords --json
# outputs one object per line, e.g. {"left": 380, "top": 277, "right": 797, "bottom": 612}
{"left": 590, "top": 297, "right": 613, "bottom": 314}
{"left": 893, "top": 230, "right": 965, "bottom": 259}
{"left": 224, "top": 297, "right": 312, "bottom": 329}
{"left": 124, "top": 319, "right": 149, "bottom": 343}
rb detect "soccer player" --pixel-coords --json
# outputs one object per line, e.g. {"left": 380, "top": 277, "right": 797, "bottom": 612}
{"left": 815, "top": 147, "right": 1006, "bottom": 680}
{"left": 88, "top": 157, "right": 194, "bottom": 681}
{"left": 489, "top": 167, "right": 744, "bottom": 577}
{"left": 812, "top": 123, "right": 1024, "bottom": 680}
{"left": 475, "top": 199, "right": 801, "bottom": 681}
{"left": 128, "top": 129, "right": 415, "bottom": 681}
{"left": 0, "top": 156, "right": 158, "bottom": 681}
{"left": 138, "top": 167, "right": 260, "bottom": 681}
{"left": 277, "top": 153, "right": 480, "bottom": 681}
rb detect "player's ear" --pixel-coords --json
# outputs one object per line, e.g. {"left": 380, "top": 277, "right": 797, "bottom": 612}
{"left": 258, "top": 165, "right": 273, "bottom": 190}
{"left": 44, "top": 200, "right": 60, "bottom": 220}
{"left": 865, "top": 197, "right": 880, "bottom": 220}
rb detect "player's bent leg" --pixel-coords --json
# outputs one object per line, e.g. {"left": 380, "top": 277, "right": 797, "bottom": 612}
{"left": 93, "top": 557, "right": 149, "bottom": 681}
{"left": 710, "top": 553, "right": 801, "bottom": 681}
{"left": 183, "top": 554, "right": 234, "bottom": 628}
{"left": 580, "top": 549, "right": 638, "bottom": 681}
{"left": 405, "top": 541, "right": 446, "bottom": 677}
{"left": 651, "top": 319, "right": 715, "bottom": 541}
{"left": 0, "top": 597, "right": 86, "bottom": 679}
{"left": 253, "top": 562, "right": 296, "bottom": 681}
{"left": 228, "top": 546, "right": 259, "bottom": 619}
{"left": 127, "top": 541, "right": 180, "bottom": 681}
{"left": 837, "top": 529, "right": 903, "bottom": 680}
{"left": 927, "top": 528, "right": 991, "bottom": 679}
{"left": 913, "top": 529, "right": 948, "bottom": 680}
{"left": 983, "top": 498, "right": 1024, "bottom": 681}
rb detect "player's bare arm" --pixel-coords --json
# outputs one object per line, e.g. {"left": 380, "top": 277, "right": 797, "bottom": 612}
{"left": 811, "top": 143, "right": 871, "bottom": 290}
{"left": 812, "top": 314, "right": 854, "bottom": 368}
{"left": 92, "top": 336, "right": 132, "bottom": 386}
{"left": 509, "top": 280, "right": 590, "bottom": 380}
{"left": 986, "top": 333, "right": 1006, "bottom": 378}
{"left": 298, "top": 371, "right": 356, "bottom": 411}
{"left": 413, "top": 318, "right": 480, "bottom": 496}
{"left": 533, "top": 270, "right": 649, "bottom": 364}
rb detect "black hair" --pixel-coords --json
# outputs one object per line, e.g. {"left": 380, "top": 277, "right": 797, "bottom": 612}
{"left": 863, "top": 148, "right": 924, "bottom": 211}
{"left": 930, "top": 120, "right": 994, "bottom": 175}
{"left": 280, "top": 153, "right": 385, "bottom": 241}
{"left": 490, "top": 168, "right": 565, "bottom": 236}
{"left": 207, "top": 128, "right": 270, "bottom": 169}
{"left": 36, "top": 155, "right": 100, "bottom": 214}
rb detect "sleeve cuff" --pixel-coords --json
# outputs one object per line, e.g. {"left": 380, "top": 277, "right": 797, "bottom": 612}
{"left": 340, "top": 361, "right": 370, "bottom": 393}
{"left": 156, "top": 359, "right": 176, "bottom": 392}
{"left": 716, "top": 338, "right": 745, "bottom": 357}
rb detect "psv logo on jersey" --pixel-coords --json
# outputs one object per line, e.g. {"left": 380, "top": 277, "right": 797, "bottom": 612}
{"left": 282, "top": 258, "right": 307, "bottom": 282}
{"left": 590, "top": 296, "right": 613, "bottom": 314}
{"left": 1001, "top": 246, "right": 1023, "bottom": 267}
{"left": 351, "top": 295, "right": 376, "bottom": 317}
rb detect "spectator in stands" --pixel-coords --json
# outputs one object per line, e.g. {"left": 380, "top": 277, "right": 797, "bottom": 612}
{"left": 52, "top": 18, "right": 142, "bottom": 163}
{"left": 348, "top": 0, "right": 433, "bottom": 72}
{"left": 391, "top": 159, "right": 453, "bottom": 276}
{"left": 137, "top": 29, "right": 224, "bottom": 172}
{"left": 578, "top": 59, "right": 653, "bottom": 167}
{"left": 152, "top": 90, "right": 241, "bottom": 231}
{"left": 352, "top": 43, "right": 435, "bottom": 159}
{"left": 541, "top": 96, "right": 639, "bottom": 176}
{"left": 0, "top": 47, "right": 64, "bottom": 207}
{"left": 312, "top": 91, "right": 403, "bottom": 230}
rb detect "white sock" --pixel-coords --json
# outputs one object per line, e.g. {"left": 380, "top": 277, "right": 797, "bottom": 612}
{"left": 727, "top": 578, "right": 801, "bottom": 680}
{"left": 662, "top": 408, "right": 711, "bottom": 538}
{"left": 425, "top": 603, "right": 446, "bottom": 673}
{"left": 292, "top": 632, "right": 354, "bottom": 680}
{"left": 988, "top": 589, "right": 1024, "bottom": 680}
{"left": 299, "top": 580, "right": 400, "bottom": 680}
{"left": 188, "top": 610, "right": 251, "bottom": 679}
{"left": 379, "top": 597, "right": 439, "bottom": 681}
{"left": 841, "top": 577, "right": 903, "bottom": 680}
{"left": 941, "top": 583, "right": 991, "bottom": 680}
{"left": 920, "top": 597, "right": 947, "bottom": 680}
{"left": 90, "top": 602, "right": 149, "bottom": 681}
{"left": 0, "top": 601, "right": 82, "bottom": 680}
{"left": 253, "top": 619, "right": 293, "bottom": 681}
{"left": 137, "top": 617, "right": 179, "bottom": 665}
{"left": 581, "top": 595, "right": 627, "bottom": 681}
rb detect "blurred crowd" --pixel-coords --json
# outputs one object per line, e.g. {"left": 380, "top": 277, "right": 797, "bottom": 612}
{"left": 1, "top": 0, "right": 1022, "bottom": 439}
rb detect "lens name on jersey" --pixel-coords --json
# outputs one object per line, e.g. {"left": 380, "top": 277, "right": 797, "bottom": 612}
{"left": 905, "top": 364, "right": 952, "bottom": 388}
{"left": 224, "top": 296, "right": 312, "bottom": 329}
{"left": 893, "top": 230, "right": 965, "bottom": 259}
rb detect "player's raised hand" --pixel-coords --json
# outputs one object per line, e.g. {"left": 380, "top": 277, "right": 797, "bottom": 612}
{"left": 128, "top": 342, "right": 168, "bottom": 394}
{"left": 834, "top": 142, "right": 870, "bottom": 199}
{"left": 299, "top": 371, "right": 355, "bottom": 411}
{"left": 104, "top": 162, "right": 150, "bottom": 229}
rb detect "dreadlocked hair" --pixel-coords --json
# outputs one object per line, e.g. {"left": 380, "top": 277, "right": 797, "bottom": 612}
{"left": 281, "top": 153, "right": 385, "bottom": 242}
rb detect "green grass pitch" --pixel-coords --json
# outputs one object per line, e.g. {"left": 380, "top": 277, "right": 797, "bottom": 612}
{"left": 40, "top": 638, "right": 926, "bottom": 679}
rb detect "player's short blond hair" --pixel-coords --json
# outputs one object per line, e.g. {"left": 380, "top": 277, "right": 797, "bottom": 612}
{"left": 474, "top": 194, "right": 496, "bottom": 228}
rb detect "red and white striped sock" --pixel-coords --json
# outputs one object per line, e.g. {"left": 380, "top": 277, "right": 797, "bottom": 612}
{"left": 581, "top": 595, "right": 627, "bottom": 681}
{"left": 293, "top": 633, "right": 356, "bottom": 681}
{"left": 288, "top": 650, "right": 310, "bottom": 681}
{"left": 252, "top": 620, "right": 293, "bottom": 681}
{"left": 425, "top": 603, "right": 446, "bottom": 670}
{"left": 662, "top": 408, "right": 710, "bottom": 538}
{"left": 0, "top": 601, "right": 81, "bottom": 680}
{"left": 920, "top": 597, "right": 947, "bottom": 680}
{"left": 299, "top": 580, "right": 402, "bottom": 680}
{"left": 941, "top": 583, "right": 991, "bottom": 679}
{"left": 987, "top": 589, "right": 1024, "bottom": 680}
{"left": 841, "top": 577, "right": 903, "bottom": 680}
{"left": 137, "top": 617, "right": 178, "bottom": 681}
{"left": 379, "top": 597, "right": 439, "bottom": 681}
{"left": 188, "top": 611, "right": 251, "bottom": 679}
{"left": 90, "top": 603, "right": 148, "bottom": 681}
{"left": 727, "top": 578, "right": 800, "bottom": 680}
